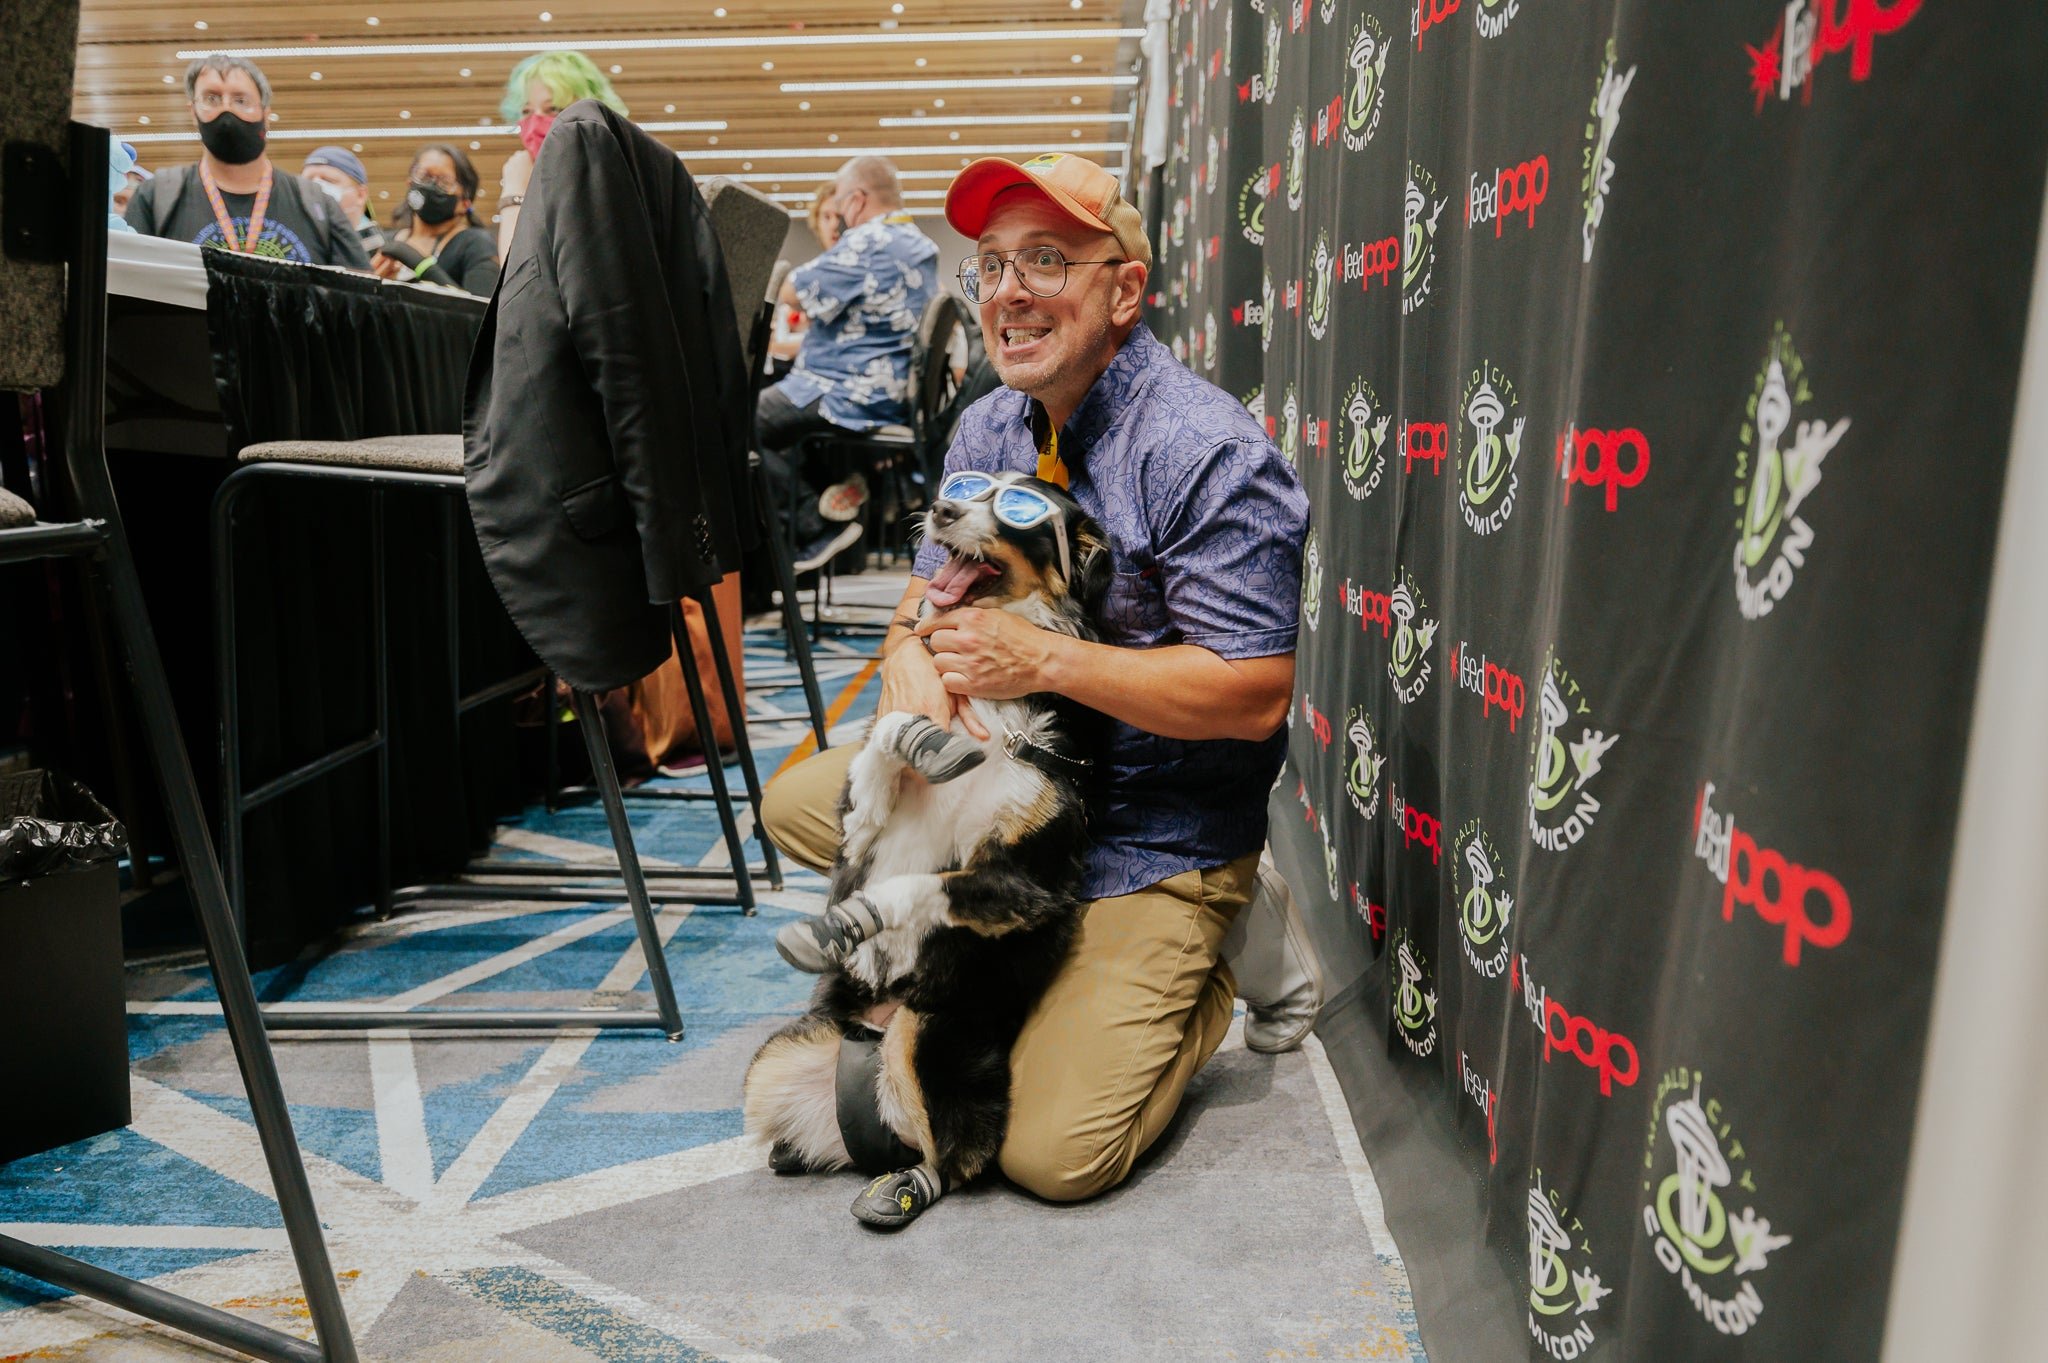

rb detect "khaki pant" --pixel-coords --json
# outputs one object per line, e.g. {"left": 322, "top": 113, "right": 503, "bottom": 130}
{"left": 760, "top": 741, "right": 1253, "bottom": 1202}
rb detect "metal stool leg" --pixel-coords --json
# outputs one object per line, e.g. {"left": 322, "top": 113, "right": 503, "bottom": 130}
{"left": 752, "top": 457, "right": 829, "bottom": 747}
{"left": 688, "top": 592, "right": 782, "bottom": 890}
{"left": 370, "top": 489, "right": 393, "bottom": 919}
{"left": 670, "top": 605, "right": 757, "bottom": 914}
{"left": 571, "top": 691, "right": 684, "bottom": 1040}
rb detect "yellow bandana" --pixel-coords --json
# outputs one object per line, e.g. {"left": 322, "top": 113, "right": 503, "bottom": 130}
{"left": 1030, "top": 402, "right": 1070, "bottom": 488}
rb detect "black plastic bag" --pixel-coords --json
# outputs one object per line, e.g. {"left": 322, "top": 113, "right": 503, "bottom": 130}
{"left": 0, "top": 770, "right": 128, "bottom": 880}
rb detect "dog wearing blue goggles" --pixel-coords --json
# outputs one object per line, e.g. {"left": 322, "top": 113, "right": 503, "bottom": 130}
{"left": 921, "top": 470, "right": 1106, "bottom": 613}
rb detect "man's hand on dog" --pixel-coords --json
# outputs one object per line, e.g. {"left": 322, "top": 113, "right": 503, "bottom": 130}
{"left": 916, "top": 608, "right": 1059, "bottom": 703}
{"left": 881, "top": 622, "right": 992, "bottom": 739}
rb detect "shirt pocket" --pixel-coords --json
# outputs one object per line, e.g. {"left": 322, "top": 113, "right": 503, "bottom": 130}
{"left": 1101, "top": 568, "right": 1171, "bottom": 646}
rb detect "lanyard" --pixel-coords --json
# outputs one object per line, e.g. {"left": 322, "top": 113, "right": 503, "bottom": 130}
{"left": 199, "top": 163, "right": 272, "bottom": 255}
{"left": 1030, "top": 402, "right": 1070, "bottom": 488}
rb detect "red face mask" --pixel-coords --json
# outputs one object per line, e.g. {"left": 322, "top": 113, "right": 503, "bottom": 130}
{"left": 518, "top": 112, "right": 555, "bottom": 159}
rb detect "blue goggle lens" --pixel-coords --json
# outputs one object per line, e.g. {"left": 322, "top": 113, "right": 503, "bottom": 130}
{"left": 993, "top": 486, "right": 1057, "bottom": 527}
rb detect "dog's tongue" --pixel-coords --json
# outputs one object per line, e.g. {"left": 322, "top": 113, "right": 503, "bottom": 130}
{"left": 925, "top": 554, "right": 997, "bottom": 609}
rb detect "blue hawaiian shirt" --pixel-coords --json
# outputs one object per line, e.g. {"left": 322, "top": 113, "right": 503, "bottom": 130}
{"left": 913, "top": 323, "right": 1309, "bottom": 900}
{"left": 776, "top": 212, "right": 939, "bottom": 430}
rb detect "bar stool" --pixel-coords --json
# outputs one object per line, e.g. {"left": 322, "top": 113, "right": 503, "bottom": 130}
{"left": 211, "top": 434, "right": 768, "bottom": 1037}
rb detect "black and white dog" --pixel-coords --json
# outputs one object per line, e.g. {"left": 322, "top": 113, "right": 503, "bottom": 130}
{"left": 743, "top": 471, "right": 1109, "bottom": 1229}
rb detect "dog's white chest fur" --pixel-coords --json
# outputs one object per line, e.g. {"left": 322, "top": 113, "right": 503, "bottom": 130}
{"left": 837, "top": 701, "right": 1050, "bottom": 988}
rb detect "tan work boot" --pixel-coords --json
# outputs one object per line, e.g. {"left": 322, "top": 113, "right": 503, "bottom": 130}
{"left": 1222, "top": 858, "right": 1327, "bottom": 1054}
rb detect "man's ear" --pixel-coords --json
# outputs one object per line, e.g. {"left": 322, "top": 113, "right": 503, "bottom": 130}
{"left": 1111, "top": 262, "right": 1148, "bottom": 327}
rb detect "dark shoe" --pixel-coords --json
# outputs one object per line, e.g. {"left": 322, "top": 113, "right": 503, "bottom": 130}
{"left": 774, "top": 893, "right": 886, "bottom": 973}
{"left": 890, "top": 715, "right": 986, "bottom": 783}
{"left": 851, "top": 1165, "right": 942, "bottom": 1229}
{"left": 793, "top": 522, "right": 863, "bottom": 573}
{"left": 768, "top": 1139, "right": 813, "bottom": 1175}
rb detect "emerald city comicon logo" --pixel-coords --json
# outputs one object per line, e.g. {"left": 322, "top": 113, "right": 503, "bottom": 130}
{"left": 1280, "top": 382, "right": 1302, "bottom": 468}
{"left": 1581, "top": 39, "right": 1638, "bottom": 264}
{"left": 1404, "top": 162, "right": 1447, "bottom": 314}
{"left": 1341, "top": 375, "right": 1392, "bottom": 500}
{"left": 1388, "top": 568, "right": 1438, "bottom": 704}
{"left": 1475, "top": 0, "right": 1524, "bottom": 40}
{"left": 1530, "top": 1173, "right": 1611, "bottom": 1358}
{"left": 1392, "top": 930, "right": 1438, "bottom": 1057}
{"left": 1458, "top": 361, "right": 1525, "bottom": 536}
{"left": 1453, "top": 819, "right": 1514, "bottom": 979}
{"left": 1733, "top": 323, "right": 1850, "bottom": 620}
{"left": 1307, "top": 231, "right": 1333, "bottom": 339}
{"left": 1242, "top": 383, "right": 1265, "bottom": 435}
{"left": 1344, "top": 14, "right": 1390, "bottom": 151}
{"left": 1345, "top": 704, "right": 1384, "bottom": 820}
{"left": 1238, "top": 165, "right": 1269, "bottom": 246}
{"left": 1527, "top": 651, "right": 1619, "bottom": 852}
{"left": 1642, "top": 1069, "right": 1791, "bottom": 1337}
{"left": 1301, "top": 528, "right": 1323, "bottom": 632}
{"left": 1286, "top": 108, "right": 1307, "bottom": 210}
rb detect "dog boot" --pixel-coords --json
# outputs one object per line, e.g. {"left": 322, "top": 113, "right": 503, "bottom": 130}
{"left": 851, "top": 1164, "right": 944, "bottom": 1230}
{"left": 775, "top": 893, "right": 886, "bottom": 973}
{"left": 1222, "top": 859, "right": 1328, "bottom": 1054}
{"left": 890, "top": 715, "right": 987, "bottom": 784}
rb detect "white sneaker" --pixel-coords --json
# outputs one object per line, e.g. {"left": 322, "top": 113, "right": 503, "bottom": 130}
{"left": 1222, "top": 858, "right": 1327, "bottom": 1054}
{"left": 818, "top": 472, "right": 870, "bottom": 522}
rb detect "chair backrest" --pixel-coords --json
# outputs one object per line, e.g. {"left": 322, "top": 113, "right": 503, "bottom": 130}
{"left": 764, "top": 258, "right": 792, "bottom": 308}
{"left": 909, "top": 293, "right": 981, "bottom": 471}
{"left": 701, "top": 177, "right": 787, "bottom": 367}
{"left": 0, "top": 0, "right": 82, "bottom": 393}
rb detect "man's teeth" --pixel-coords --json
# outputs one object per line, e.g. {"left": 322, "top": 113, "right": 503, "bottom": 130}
{"left": 1003, "top": 327, "right": 1050, "bottom": 345}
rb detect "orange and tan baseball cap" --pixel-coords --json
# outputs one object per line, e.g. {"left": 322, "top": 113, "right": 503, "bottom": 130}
{"left": 946, "top": 152, "right": 1152, "bottom": 271}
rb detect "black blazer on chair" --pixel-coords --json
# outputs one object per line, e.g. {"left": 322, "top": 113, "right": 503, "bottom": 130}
{"left": 463, "top": 100, "right": 750, "bottom": 693}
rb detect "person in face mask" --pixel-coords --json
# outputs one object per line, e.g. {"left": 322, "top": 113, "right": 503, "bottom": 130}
{"left": 493, "top": 50, "right": 629, "bottom": 259}
{"left": 368, "top": 144, "right": 500, "bottom": 295}
{"left": 301, "top": 145, "right": 382, "bottom": 255}
{"left": 123, "top": 55, "right": 371, "bottom": 271}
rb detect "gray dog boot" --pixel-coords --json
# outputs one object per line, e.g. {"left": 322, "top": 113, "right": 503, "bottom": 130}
{"left": 1221, "top": 858, "right": 1327, "bottom": 1054}
{"left": 775, "top": 893, "right": 886, "bottom": 973}
{"left": 889, "top": 715, "right": 987, "bottom": 783}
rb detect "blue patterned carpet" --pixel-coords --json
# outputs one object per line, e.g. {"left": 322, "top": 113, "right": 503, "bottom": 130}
{"left": 1, "top": 600, "right": 1423, "bottom": 1363}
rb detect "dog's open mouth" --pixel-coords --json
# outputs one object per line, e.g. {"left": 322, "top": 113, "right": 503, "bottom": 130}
{"left": 924, "top": 549, "right": 1001, "bottom": 610}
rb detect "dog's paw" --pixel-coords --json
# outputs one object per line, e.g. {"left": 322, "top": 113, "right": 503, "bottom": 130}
{"left": 774, "top": 894, "right": 886, "bottom": 974}
{"left": 891, "top": 716, "right": 987, "bottom": 784}
{"left": 850, "top": 1166, "right": 941, "bottom": 1230}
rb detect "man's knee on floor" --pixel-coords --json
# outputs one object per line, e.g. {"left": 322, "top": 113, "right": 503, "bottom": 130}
{"left": 998, "top": 1129, "right": 1132, "bottom": 1204}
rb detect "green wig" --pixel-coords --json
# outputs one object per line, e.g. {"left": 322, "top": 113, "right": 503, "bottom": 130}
{"left": 499, "top": 50, "right": 629, "bottom": 122}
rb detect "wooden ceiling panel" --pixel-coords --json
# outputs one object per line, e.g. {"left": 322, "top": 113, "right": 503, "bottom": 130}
{"left": 77, "top": 0, "right": 1141, "bottom": 219}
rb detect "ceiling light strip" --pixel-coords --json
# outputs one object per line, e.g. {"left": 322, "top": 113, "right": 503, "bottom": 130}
{"left": 175, "top": 26, "right": 1144, "bottom": 61}
{"left": 784, "top": 76, "right": 1135, "bottom": 92}
{"left": 877, "top": 112, "right": 1132, "bottom": 127}
{"left": 124, "top": 119, "right": 724, "bottom": 143}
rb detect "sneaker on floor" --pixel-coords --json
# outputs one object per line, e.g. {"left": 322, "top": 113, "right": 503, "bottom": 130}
{"left": 793, "top": 521, "right": 863, "bottom": 573}
{"left": 818, "top": 473, "right": 870, "bottom": 522}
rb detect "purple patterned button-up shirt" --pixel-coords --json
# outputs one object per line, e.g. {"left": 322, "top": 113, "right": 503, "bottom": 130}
{"left": 913, "top": 323, "right": 1309, "bottom": 900}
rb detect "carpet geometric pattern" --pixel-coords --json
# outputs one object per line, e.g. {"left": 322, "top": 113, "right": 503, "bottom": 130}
{"left": 1, "top": 588, "right": 1425, "bottom": 1362}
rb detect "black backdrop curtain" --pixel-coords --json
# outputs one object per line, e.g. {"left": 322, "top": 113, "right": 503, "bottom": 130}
{"left": 1144, "top": 2, "right": 2047, "bottom": 1358}
{"left": 180, "top": 253, "right": 527, "bottom": 968}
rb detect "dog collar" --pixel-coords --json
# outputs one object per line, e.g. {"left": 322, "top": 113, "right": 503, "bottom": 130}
{"left": 1003, "top": 728, "right": 1092, "bottom": 774}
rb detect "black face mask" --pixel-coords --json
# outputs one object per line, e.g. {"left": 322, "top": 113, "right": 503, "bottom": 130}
{"left": 196, "top": 110, "right": 267, "bottom": 165}
{"left": 407, "top": 182, "right": 460, "bottom": 225}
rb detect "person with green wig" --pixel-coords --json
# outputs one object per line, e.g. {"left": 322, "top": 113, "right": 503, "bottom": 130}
{"left": 494, "top": 50, "right": 629, "bottom": 257}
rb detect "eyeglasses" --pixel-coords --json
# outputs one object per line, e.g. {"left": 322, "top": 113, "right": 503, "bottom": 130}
{"left": 958, "top": 246, "right": 1125, "bottom": 304}
{"left": 938, "top": 471, "right": 1071, "bottom": 580}
{"left": 194, "top": 91, "right": 263, "bottom": 115}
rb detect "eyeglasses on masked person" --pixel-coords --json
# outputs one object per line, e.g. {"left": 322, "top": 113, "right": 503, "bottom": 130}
{"left": 957, "top": 245, "right": 1126, "bottom": 305}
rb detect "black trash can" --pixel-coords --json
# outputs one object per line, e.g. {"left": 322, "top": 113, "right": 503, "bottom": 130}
{"left": 0, "top": 770, "right": 131, "bottom": 1165}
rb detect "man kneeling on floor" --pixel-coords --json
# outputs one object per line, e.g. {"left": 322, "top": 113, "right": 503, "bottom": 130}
{"left": 761, "top": 152, "right": 1318, "bottom": 1204}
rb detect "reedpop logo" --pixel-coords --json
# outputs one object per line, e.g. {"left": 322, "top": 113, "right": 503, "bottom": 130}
{"left": 1390, "top": 782, "right": 1441, "bottom": 865}
{"left": 1413, "top": 0, "right": 1459, "bottom": 51}
{"left": 1747, "top": 0, "right": 1922, "bottom": 114}
{"left": 1459, "top": 1051, "right": 1500, "bottom": 1164}
{"left": 1404, "top": 163, "right": 1448, "bottom": 314}
{"left": 1642, "top": 1070, "right": 1792, "bottom": 1337}
{"left": 1733, "top": 324, "right": 1849, "bottom": 620}
{"left": 1451, "top": 640, "right": 1526, "bottom": 733}
{"left": 1340, "top": 376, "right": 1393, "bottom": 500}
{"left": 1557, "top": 425, "right": 1650, "bottom": 511}
{"left": 1458, "top": 362, "right": 1525, "bottom": 536}
{"left": 1694, "top": 782, "right": 1852, "bottom": 966}
{"left": 1467, "top": 155, "right": 1549, "bottom": 238}
{"left": 1581, "top": 41, "right": 1638, "bottom": 263}
{"left": 1515, "top": 953, "right": 1638, "bottom": 1097}
{"left": 1527, "top": 653, "right": 1620, "bottom": 853}
{"left": 1529, "top": 1174, "right": 1611, "bottom": 1358}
